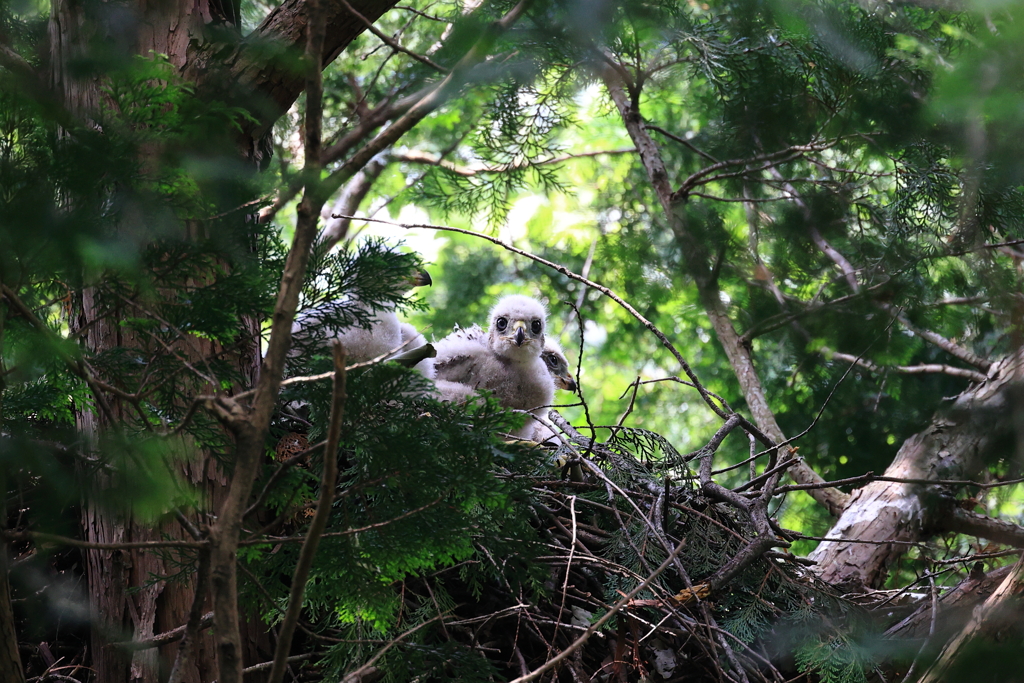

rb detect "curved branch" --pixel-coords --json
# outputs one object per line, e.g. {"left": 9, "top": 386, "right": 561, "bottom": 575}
{"left": 332, "top": 214, "right": 731, "bottom": 420}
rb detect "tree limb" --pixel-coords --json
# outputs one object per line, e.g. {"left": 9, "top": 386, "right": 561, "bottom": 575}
{"left": 944, "top": 508, "right": 1024, "bottom": 548}
{"left": 827, "top": 350, "right": 989, "bottom": 384}
{"left": 599, "top": 60, "right": 849, "bottom": 516}
{"left": 917, "top": 553, "right": 1024, "bottom": 683}
{"left": 208, "top": 2, "right": 329, "bottom": 680}
{"left": 267, "top": 343, "right": 345, "bottom": 683}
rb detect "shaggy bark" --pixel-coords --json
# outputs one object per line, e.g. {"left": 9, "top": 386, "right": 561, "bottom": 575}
{"left": 0, "top": 476, "right": 25, "bottom": 683}
{"left": 809, "top": 353, "right": 1019, "bottom": 590}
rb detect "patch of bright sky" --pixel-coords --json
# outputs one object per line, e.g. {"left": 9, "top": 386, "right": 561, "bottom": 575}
{"left": 353, "top": 204, "right": 445, "bottom": 262}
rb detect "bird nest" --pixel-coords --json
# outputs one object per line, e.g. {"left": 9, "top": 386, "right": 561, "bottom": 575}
{"left": 415, "top": 414, "right": 859, "bottom": 683}
{"left": 273, "top": 393, "right": 865, "bottom": 683}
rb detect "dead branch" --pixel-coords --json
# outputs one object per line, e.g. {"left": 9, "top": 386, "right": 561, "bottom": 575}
{"left": 826, "top": 351, "right": 989, "bottom": 384}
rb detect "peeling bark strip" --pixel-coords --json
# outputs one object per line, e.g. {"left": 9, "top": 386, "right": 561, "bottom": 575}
{"left": 809, "top": 353, "right": 1020, "bottom": 590}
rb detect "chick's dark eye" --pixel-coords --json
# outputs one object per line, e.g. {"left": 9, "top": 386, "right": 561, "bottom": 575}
{"left": 531, "top": 320, "right": 542, "bottom": 334}
{"left": 495, "top": 317, "right": 508, "bottom": 331}
{"left": 544, "top": 355, "right": 557, "bottom": 369}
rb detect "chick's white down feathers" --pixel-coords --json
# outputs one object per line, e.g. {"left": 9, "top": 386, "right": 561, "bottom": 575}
{"left": 290, "top": 271, "right": 434, "bottom": 375}
{"left": 432, "top": 295, "right": 555, "bottom": 435}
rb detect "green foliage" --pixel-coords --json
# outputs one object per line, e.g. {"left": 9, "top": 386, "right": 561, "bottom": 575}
{"left": 6, "top": 0, "right": 1024, "bottom": 678}
{"left": 794, "top": 631, "right": 873, "bottom": 683}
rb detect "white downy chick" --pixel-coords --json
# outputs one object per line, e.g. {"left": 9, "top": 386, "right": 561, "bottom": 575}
{"left": 433, "top": 295, "right": 554, "bottom": 437}
{"left": 292, "top": 271, "right": 432, "bottom": 373}
{"left": 531, "top": 338, "right": 578, "bottom": 444}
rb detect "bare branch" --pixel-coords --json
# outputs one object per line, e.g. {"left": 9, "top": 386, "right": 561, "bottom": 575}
{"left": 268, "top": 343, "right": 346, "bottom": 683}
{"left": 506, "top": 536, "right": 688, "bottom": 683}
{"left": 827, "top": 350, "right": 989, "bottom": 384}
{"left": 330, "top": 213, "right": 731, "bottom": 421}
{"left": 391, "top": 147, "right": 637, "bottom": 176}
{"left": 892, "top": 312, "right": 993, "bottom": 372}
{"left": 116, "top": 613, "right": 214, "bottom": 651}
{"left": 2, "top": 530, "right": 203, "bottom": 550}
{"left": 339, "top": 0, "right": 445, "bottom": 72}
{"left": 675, "top": 142, "right": 836, "bottom": 201}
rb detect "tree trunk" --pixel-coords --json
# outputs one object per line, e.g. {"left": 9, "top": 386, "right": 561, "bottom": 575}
{"left": 809, "top": 352, "right": 1018, "bottom": 590}
{"left": 46, "top": 0, "right": 399, "bottom": 678}
{"left": 0, "top": 478, "right": 25, "bottom": 683}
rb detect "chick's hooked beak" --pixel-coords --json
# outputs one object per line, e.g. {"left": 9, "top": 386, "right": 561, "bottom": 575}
{"left": 411, "top": 269, "right": 432, "bottom": 287}
{"left": 512, "top": 320, "right": 527, "bottom": 347}
{"left": 559, "top": 375, "right": 578, "bottom": 393}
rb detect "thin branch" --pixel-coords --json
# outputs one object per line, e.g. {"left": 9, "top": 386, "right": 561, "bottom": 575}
{"left": 674, "top": 142, "right": 836, "bottom": 200}
{"left": 239, "top": 497, "right": 443, "bottom": 545}
{"left": 392, "top": 147, "right": 637, "bottom": 176}
{"left": 116, "top": 612, "right": 215, "bottom": 651}
{"left": 320, "top": 155, "right": 388, "bottom": 249}
{"left": 506, "top": 536, "right": 688, "bottom": 683}
{"left": 891, "top": 311, "right": 992, "bottom": 372}
{"left": 268, "top": 343, "right": 346, "bottom": 683}
{"left": 827, "top": 351, "right": 988, "bottom": 384}
{"left": 339, "top": 614, "right": 447, "bottom": 683}
{"left": 329, "top": 214, "right": 730, "bottom": 420}
{"left": 2, "top": 530, "right": 203, "bottom": 550}
{"left": 339, "top": 0, "right": 445, "bottom": 72}
{"left": 777, "top": 472, "right": 1024, "bottom": 498}
{"left": 739, "top": 283, "right": 890, "bottom": 343}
